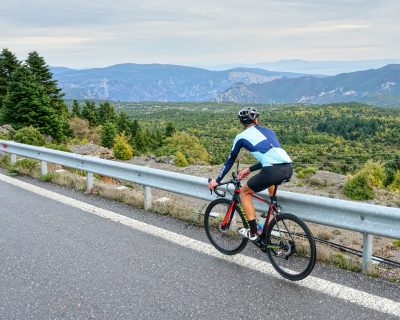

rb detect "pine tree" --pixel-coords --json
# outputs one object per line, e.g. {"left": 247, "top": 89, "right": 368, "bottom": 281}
{"left": 130, "top": 119, "right": 139, "bottom": 137}
{"left": 117, "top": 111, "right": 131, "bottom": 134}
{"left": 98, "top": 101, "right": 116, "bottom": 124}
{"left": 0, "top": 48, "right": 21, "bottom": 108}
{"left": 2, "top": 67, "right": 63, "bottom": 141}
{"left": 165, "top": 122, "right": 176, "bottom": 137}
{"left": 81, "top": 100, "right": 98, "bottom": 127}
{"left": 71, "top": 99, "right": 81, "bottom": 117}
{"left": 132, "top": 124, "right": 146, "bottom": 153}
{"left": 101, "top": 122, "right": 117, "bottom": 148}
{"left": 25, "top": 51, "right": 67, "bottom": 116}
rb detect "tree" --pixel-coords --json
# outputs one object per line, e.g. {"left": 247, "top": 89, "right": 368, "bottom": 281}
{"left": 2, "top": 67, "right": 64, "bottom": 141}
{"left": 81, "top": 100, "right": 98, "bottom": 127}
{"left": 98, "top": 101, "right": 116, "bottom": 124}
{"left": 130, "top": 119, "right": 139, "bottom": 137}
{"left": 165, "top": 122, "right": 176, "bottom": 137}
{"left": 71, "top": 100, "right": 81, "bottom": 117}
{"left": 117, "top": 111, "right": 131, "bottom": 134}
{"left": 101, "top": 122, "right": 117, "bottom": 148}
{"left": 25, "top": 51, "right": 67, "bottom": 116}
{"left": 0, "top": 48, "right": 20, "bottom": 108}
{"left": 131, "top": 124, "right": 147, "bottom": 153}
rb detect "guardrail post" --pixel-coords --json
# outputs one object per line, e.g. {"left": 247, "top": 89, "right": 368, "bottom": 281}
{"left": 144, "top": 186, "right": 152, "bottom": 210}
{"left": 10, "top": 153, "right": 16, "bottom": 164}
{"left": 86, "top": 172, "right": 94, "bottom": 191}
{"left": 40, "top": 161, "right": 48, "bottom": 175}
{"left": 362, "top": 233, "right": 373, "bottom": 273}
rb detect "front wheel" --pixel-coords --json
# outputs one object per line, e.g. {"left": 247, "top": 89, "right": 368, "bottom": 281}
{"left": 204, "top": 198, "right": 248, "bottom": 255}
{"left": 265, "top": 213, "right": 316, "bottom": 281}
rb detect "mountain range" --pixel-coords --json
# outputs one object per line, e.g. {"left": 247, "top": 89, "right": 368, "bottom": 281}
{"left": 51, "top": 63, "right": 400, "bottom": 106}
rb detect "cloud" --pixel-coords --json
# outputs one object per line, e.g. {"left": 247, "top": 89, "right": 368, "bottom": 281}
{"left": 0, "top": 0, "right": 399, "bottom": 67}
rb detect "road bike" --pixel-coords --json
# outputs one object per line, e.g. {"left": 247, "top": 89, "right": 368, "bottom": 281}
{"left": 205, "top": 173, "right": 316, "bottom": 281}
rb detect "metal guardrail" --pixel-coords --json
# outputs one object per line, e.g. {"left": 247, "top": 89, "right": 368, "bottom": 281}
{"left": 1, "top": 140, "right": 400, "bottom": 272}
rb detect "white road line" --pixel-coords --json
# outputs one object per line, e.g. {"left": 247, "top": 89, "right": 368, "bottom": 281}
{"left": 1, "top": 173, "right": 399, "bottom": 317}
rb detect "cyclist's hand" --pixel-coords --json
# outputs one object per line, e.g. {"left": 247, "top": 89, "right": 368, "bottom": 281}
{"left": 208, "top": 179, "right": 218, "bottom": 189}
{"left": 238, "top": 167, "right": 250, "bottom": 179}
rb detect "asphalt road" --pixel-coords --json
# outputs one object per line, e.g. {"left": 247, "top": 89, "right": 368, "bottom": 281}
{"left": 0, "top": 174, "right": 399, "bottom": 320}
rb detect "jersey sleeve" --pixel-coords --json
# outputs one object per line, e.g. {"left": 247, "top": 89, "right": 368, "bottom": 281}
{"left": 216, "top": 137, "right": 242, "bottom": 183}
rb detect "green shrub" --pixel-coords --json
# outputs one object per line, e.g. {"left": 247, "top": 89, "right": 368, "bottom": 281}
{"left": 13, "top": 126, "right": 45, "bottom": 146}
{"left": 159, "top": 131, "right": 209, "bottom": 164}
{"left": 388, "top": 171, "right": 400, "bottom": 191}
{"left": 344, "top": 172, "right": 374, "bottom": 200}
{"left": 392, "top": 239, "right": 400, "bottom": 249}
{"left": 0, "top": 154, "right": 11, "bottom": 168}
{"left": 45, "top": 143, "right": 72, "bottom": 153}
{"left": 40, "top": 173, "right": 55, "bottom": 182}
{"left": 113, "top": 134, "right": 133, "bottom": 160}
{"left": 297, "top": 167, "right": 317, "bottom": 179}
{"left": 13, "top": 159, "right": 39, "bottom": 175}
{"left": 175, "top": 151, "right": 189, "bottom": 167}
{"left": 360, "top": 160, "right": 386, "bottom": 188}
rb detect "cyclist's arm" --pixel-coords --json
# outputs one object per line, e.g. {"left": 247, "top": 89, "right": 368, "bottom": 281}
{"left": 216, "top": 138, "right": 242, "bottom": 183}
{"left": 249, "top": 162, "right": 262, "bottom": 172}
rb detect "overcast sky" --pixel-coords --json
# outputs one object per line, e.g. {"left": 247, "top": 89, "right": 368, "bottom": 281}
{"left": 0, "top": 0, "right": 399, "bottom": 69}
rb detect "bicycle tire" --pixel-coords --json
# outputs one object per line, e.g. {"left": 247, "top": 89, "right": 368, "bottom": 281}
{"left": 265, "top": 213, "right": 316, "bottom": 281}
{"left": 204, "top": 198, "right": 248, "bottom": 255}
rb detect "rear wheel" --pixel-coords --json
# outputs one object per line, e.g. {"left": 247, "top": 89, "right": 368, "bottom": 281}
{"left": 265, "top": 213, "right": 316, "bottom": 281}
{"left": 204, "top": 198, "right": 248, "bottom": 255}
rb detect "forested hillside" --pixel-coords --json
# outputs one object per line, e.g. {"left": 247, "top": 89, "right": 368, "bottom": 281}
{"left": 118, "top": 102, "right": 400, "bottom": 174}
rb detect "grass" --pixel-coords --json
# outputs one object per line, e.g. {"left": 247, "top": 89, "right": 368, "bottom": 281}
{"left": 331, "top": 253, "right": 361, "bottom": 272}
{"left": 392, "top": 239, "right": 400, "bottom": 249}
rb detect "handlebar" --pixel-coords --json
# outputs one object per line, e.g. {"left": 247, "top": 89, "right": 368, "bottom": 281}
{"left": 208, "top": 173, "right": 242, "bottom": 198}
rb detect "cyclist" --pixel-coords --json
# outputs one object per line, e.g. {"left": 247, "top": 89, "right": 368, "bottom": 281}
{"left": 208, "top": 107, "right": 293, "bottom": 241}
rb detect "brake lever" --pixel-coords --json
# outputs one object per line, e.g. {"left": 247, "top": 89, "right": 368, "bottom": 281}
{"left": 208, "top": 178, "right": 226, "bottom": 197}
{"left": 208, "top": 178, "right": 212, "bottom": 195}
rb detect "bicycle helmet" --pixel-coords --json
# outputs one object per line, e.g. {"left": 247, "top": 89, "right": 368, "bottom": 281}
{"left": 238, "top": 107, "right": 259, "bottom": 125}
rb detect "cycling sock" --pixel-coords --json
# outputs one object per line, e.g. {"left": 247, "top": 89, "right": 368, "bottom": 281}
{"left": 249, "top": 219, "right": 258, "bottom": 236}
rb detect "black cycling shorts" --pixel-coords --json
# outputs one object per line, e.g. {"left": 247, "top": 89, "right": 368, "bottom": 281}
{"left": 247, "top": 163, "right": 293, "bottom": 193}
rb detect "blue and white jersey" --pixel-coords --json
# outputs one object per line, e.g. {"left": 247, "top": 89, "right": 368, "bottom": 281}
{"left": 216, "top": 125, "right": 292, "bottom": 183}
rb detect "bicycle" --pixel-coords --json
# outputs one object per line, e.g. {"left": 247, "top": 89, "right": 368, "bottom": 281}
{"left": 205, "top": 173, "right": 316, "bottom": 281}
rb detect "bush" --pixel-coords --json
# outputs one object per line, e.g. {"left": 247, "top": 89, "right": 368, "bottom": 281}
{"left": 159, "top": 131, "right": 209, "bottom": 164}
{"left": 392, "top": 239, "right": 400, "bottom": 249}
{"left": 297, "top": 167, "right": 317, "bottom": 179}
{"left": 175, "top": 151, "right": 189, "bottom": 167}
{"left": 360, "top": 160, "right": 386, "bottom": 188}
{"left": 0, "top": 154, "right": 11, "bottom": 168}
{"left": 69, "top": 117, "right": 90, "bottom": 140}
{"left": 113, "top": 134, "right": 133, "bottom": 160}
{"left": 13, "top": 159, "right": 39, "bottom": 175}
{"left": 13, "top": 126, "right": 45, "bottom": 146}
{"left": 388, "top": 171, "right": 400, "bottom": 191}
{"left": 344, "top": 172, "right": 374, "bottom": 200}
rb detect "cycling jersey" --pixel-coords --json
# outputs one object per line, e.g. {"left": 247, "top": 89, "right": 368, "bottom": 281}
{"left": 216, "top": 125, "right": 292, "bottom": 183}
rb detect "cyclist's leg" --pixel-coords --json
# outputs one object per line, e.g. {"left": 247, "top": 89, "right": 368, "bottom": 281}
{"left": 241, "top": 184, "right": 256, "bottom": 221}
{"left": 242, "top": 166, "right": 288, "bottom": 235}
{"left": 241, "top": 169, "right": 273, "bottom": 238}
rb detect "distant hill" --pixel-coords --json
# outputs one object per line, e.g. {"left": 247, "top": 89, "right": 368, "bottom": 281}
{"left": 50, "top": 64, "right": 315, "bottom": 102}
{"left": 209, "top": 59, "right": 400, "bottom": 75}
{"left": 51, "top": 63, "right": 400, "bottom": 106}
{"left": 216, "top": 64, "right": 400, "bottom": 107}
